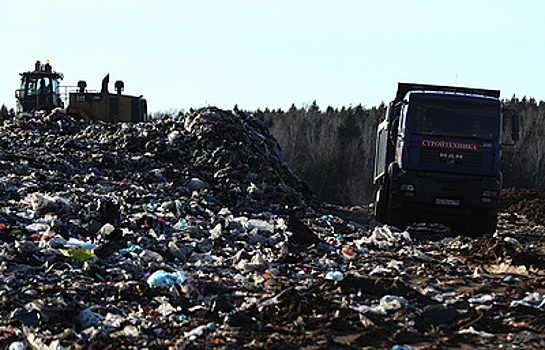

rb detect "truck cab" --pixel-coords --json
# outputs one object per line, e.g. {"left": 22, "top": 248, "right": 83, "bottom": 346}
{"left": 374, "top": 83, "right": 519, "bottom": 234}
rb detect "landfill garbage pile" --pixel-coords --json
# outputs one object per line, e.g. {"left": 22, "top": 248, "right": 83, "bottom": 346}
{"left": 2, "top": 109, "right": 545, "bottom": 349}
{"left": 501, "top": 188, "right": 545, "bottom": 226}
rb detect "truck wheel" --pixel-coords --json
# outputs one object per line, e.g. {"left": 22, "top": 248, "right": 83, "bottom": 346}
{"left": 455, "top": 210, "right": 498, "bottom": 237}
{"left": 471, "top": 210, "right": 498, "bottom": 236}
{"left": 450, "top": 222, "right": 468, "bottom": 235}
{"left": 387, "top": 208, "right": 407, "bottom": 231}
{"left": 374, "top": 187, "right": 388, "bottom": 223}
{"left": 386, "top": 196, "right": 407, "bottom": 231}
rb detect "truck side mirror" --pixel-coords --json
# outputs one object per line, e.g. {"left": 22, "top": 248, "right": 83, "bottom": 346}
{"left": 512, "top": 114, "right": 520, "bottom": 141}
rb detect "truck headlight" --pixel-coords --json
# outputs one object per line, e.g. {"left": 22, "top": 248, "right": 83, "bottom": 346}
{"left": 401, "top": 184, "right": 415, "bottom": 192}
{"left": 400, "top": 184, "right": 415, "bottom": 196}
{"left": 482, "top": 190, "right": 498, "bottom": 197}
{"left": 482, "top": 190, "right": 498, "bottom": 203}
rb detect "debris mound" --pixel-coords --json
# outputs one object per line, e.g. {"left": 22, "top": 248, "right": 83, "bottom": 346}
{"left": 501, "top": 188, "right": 545, "bottom": 225}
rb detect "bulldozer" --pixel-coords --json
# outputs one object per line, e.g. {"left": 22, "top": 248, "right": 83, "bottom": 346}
{"left": 15, "top": 60, "right": 148, "bottom": 122}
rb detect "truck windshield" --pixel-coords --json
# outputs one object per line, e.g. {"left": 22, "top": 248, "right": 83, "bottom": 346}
{"left": 407, "top": 94, "right": 500, "bottom": 141}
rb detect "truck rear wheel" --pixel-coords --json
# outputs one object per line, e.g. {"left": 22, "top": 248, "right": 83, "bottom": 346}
{"left": 374, "top": 187, "right": 388, "bottom": 223}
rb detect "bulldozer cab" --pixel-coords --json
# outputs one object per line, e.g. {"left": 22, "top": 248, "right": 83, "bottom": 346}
{"left": 16, "top": 60, "right": 63, "bottom": 113}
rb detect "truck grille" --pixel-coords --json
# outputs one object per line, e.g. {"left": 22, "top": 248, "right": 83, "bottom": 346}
{"left": 420, "top": 148, "right": 482, "bottom": 169}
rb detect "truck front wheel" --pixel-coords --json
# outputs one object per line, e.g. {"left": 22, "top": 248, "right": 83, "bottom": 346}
{"left": 386, "top": 205, "right": 407, "bottom": 231}
{"left": 384, "top": 190, "right": 407, "bottom": 230}
{"left": 451, "top": 209, "right": 498, "bottom": 236}
{"left": 471, "top": 209, "right": 498, "bottom": 236}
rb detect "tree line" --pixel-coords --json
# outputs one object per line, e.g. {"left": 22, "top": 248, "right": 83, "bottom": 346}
{"left": 253, "top": 97, "right": 545, "bottom": 205}
{"left": 0, "top": 104, "right": 15, "bottom": 118}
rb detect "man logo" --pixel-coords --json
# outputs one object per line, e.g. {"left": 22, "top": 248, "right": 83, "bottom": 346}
{"left": 440, "top": 152, "right": 463, "bottom": 165}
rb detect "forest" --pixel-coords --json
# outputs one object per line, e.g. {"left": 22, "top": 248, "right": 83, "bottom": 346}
{"left": 254, "top": 97, "right": 545, "bottom": 206}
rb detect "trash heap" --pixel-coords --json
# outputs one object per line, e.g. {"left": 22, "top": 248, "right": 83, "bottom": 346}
{"left": 501, "top": 188, "right": 545, "bottom": 226}
{"left": 2, "top": 108, "right": 545, "bottom": 349}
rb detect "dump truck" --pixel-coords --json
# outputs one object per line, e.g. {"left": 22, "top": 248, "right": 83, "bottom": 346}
{"left": 373, "top": 82, "right": 520, "bottom": 234}
{"left": 15, "top": 60, "right": 148, "bottom": 122}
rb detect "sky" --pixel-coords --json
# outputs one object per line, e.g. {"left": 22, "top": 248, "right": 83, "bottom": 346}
{"left": 1, "top": 0, "right": 544, "bottom": 113}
